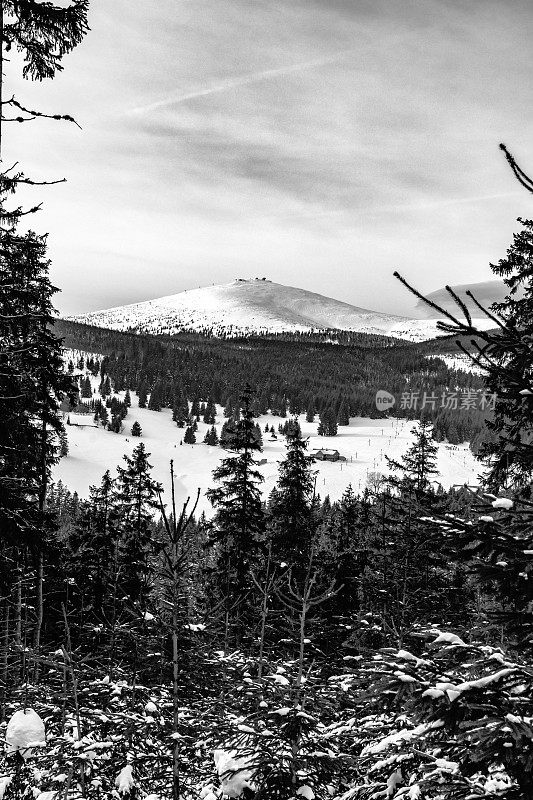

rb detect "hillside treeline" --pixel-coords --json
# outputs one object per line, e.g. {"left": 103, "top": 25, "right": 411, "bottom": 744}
{"left": 57, "top": 319, "right": 490, "bottom": 448}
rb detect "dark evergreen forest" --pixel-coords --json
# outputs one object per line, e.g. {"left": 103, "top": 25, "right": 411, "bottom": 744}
{"left": 56, "top": 318, "right": 492, "bottom": 450}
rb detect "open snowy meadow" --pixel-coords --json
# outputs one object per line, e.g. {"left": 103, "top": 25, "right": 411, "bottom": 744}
{"left": 55, "top": 391, "right": 482, "bottom": 514}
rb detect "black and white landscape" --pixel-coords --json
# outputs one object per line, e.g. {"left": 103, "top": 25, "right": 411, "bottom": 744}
{"left": 2, "top": 2, "right": 533, "bottom": 800}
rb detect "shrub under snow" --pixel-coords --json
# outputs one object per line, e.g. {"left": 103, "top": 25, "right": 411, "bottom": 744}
{"left": 5, "top": 708, "right": 46, "bottom": 760}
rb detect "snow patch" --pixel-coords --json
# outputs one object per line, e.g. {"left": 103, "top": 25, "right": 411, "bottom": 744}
{"left": 214, "top": 749, "right": 256, "bottom": 798}
{"left": 492, "top": 498, "right": 514, "bottom": 510}
{"left": 5, "top": 709, "right": 46, "bottom": 760}
{"left": 115, "top": 764, "right": 134, "bottom": 795}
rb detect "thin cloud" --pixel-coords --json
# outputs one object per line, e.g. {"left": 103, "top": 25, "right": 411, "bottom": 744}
{"left": 129, "top": 51, "right": 352, "bottom": 114}
{"left": 365, "top": 191, "right": 525, "bottom": 215}
{"left": 259, "top": 191, "right": 525, "bottom": 223}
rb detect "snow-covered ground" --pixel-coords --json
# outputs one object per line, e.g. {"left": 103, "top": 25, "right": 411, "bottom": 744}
{"left": 432, "top": 353, "right": 486, "bottom": 375}
{"left": 54, "top": 393, "right": 483, "bottom": 515}
{"left": 68, "top": 278, "right": 495, "bottom": 343}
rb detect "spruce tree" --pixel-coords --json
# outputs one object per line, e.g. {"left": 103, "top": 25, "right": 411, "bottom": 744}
{"left": 0, "top": 231, "right": 75, "bottom": 554}
{"left": 1, "top": 0, "right": 89, "bottom": 87}
{"left": 148, "top": 379, "right": 164, "bottom": 411}
{"left": 184, "top": 425, "right": 196, "bottom": 444}
{"left": 68, "top": 470, "right": 120, "bottom": 627}
{"left": 114, "top": 444, "right": 162, "bottom": 606}
{"left": 387, "top": 419, "right": 439, "bottom": 498}
{"left": 108, "top": 413, "right": 123, "bottom": 433}
{"left": 269, "top": 421, "right": 316, "bottom": 570}
{"left": 203, "top": 398, "right": 216, "bottom": 424}
{"left": 326, "top": 484, "right": 369, "bottom": 615}
{"left": 80, "top": 375, "right": 92, "bottom": 398}
{"left": 59, "top": 428, "right": 69, "bottom": 457}
{"left": 337, "top": 399, "right": 350, "bottom": 426}
{"left": 203, "top": 426, "right": 218, "bottom": 445}
{"left": 0, "top": 0, "right": 90, "bottom": 687}
{"left": 476, "top": 218, "right": 533, "bottom": 488}
{"left": 172, "top": 392, "right": 188, "bottom": 427}
{"left": 190, "top": 397, "right": 200, "bottom": 419}
{"left": 206, "top": 386, "right": 265, "bottom": 642}
{"left": 137, "top": 380, "right": 149, "bottom": 408}
{"left": 253, "top": 422, "right": 263, "bottom": 448}
{"left": 98, "top": 405, "right": 109, "bottom": 427}
{"left": 317, "top": 408, "right": 338, "bottom": 436}
{"left": 219, "top": 418, "right": 237, "bottom": 449}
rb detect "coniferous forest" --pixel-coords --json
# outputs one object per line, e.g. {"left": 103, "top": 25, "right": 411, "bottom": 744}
{"left": 55, "top": 318, "right": 492, "bottom": 452}
{"left": 3, "top": 3, "right": 533, "bottom": 800}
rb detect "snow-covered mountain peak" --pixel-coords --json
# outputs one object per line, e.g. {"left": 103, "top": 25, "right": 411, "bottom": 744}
{"left": 68, "top": 279, "right": 494, "bottom": 342}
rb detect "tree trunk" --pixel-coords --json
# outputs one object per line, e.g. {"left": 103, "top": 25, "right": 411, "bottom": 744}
{"left": 0, "top": 598, "right": 9, "bottom": 720}
{"left": 172, "top": 591, "right": 180, "bottom": 800}
{"left": 33, "top": 551, "right": 44, "bottom": 682}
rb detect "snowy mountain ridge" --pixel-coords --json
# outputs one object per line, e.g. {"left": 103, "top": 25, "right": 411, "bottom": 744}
{"left": 69, "top": 279, "right": 494, "bottom": 342}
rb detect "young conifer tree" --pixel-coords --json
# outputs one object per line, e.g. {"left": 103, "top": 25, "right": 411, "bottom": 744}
{"left": 386, "top": 419, "right": 439, "bottom": 498}
{"left": 269, "top": 421, "right": 316, "bottom": 574}
{"left": 114, "top": 443, "right": 162, "bottom": 607}
{"left": 206, "top": 386, "right": 265, "bottom": 644}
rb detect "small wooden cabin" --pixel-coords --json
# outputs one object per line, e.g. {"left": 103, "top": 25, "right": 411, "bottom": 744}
{"left": 312, "top": 448, "right": 346, "bottom": 462}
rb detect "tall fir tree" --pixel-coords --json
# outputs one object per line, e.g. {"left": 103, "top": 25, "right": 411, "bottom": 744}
{"left": 68, "top": 471, "right": 120, "bottom": 627}
{"left": 317, "top": 407, "right": 338, "bottom": 436}
{"left": 206, "top": 386, "right": 265, "bottom": 644}
{"left": 387, "top": 419, "right": 439, "bottom": 498}
{"left": 269, "top": 421, "right": 316, "bottom": 571}
{"left": 114, "top": 444, "right": 162, "bottom": 607}
{"left": 137, "top": 380, "right": 149, "bottom": 408}
{"left": 183, "top": 425, "right": 196, "bottom": 444}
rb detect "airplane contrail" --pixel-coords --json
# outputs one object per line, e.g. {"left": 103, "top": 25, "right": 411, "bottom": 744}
{"left": 130, "top": 51, "right": 352, "bottom": 115}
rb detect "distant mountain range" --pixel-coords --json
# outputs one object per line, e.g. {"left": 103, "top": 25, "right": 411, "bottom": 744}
{"left": 416, "top": 279, "right": 508, "bottom": 318}
{"left": 69, "top": 278, "right": 498, "bottom": 342}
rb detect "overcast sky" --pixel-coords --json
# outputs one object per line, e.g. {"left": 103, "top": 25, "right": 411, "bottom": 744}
{"left": 6, "top": 0, "right": 533, "bottom": 316}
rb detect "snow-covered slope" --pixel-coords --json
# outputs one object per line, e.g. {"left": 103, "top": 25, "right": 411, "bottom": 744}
{"left": 69, "top": 279, "right": 493, "bottom": 342}
{"left": 415, "top": 280, "right": 508, "bottom": 318}
{"left": 55, "top": 351, "right": 483, "bottom": 512}
{"left": 432, "top": 353, "right": 486, "bottom": 376}
{"left": 56, "top": 397, "right": 482, "bottom": 516}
